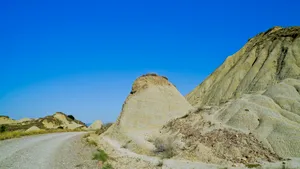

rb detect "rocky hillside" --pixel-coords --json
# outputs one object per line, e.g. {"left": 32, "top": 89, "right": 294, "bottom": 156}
{"left": 161, "top": 26, "right": 300, "bottom": 165}
{"left": 187, "top": 26, "right": 300, "bottom": 107}
{"left": 0, "top": 115, "right": 16, "bottom": 125}
{"left": 96, "top": 27, "right": 300, "bottom": 169}
{"left": 0, "top": 112, "right": 87, "bottom": 132}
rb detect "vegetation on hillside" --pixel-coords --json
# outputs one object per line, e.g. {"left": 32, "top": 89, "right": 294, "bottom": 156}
{"left": 152, "top": 137, "right": 176, "bottom": 159}
{"left": 93, "top": 149, "right": 108, "bottom": 162}
{"left": 0, "top": 125, "right": 6, "bottom": 133}
{"left": 0, "top": 128, "right": 84, "bottom": 140}
{"left": 67, "top": 115, "right": 75, "bottom": 120}
{"left": 92, "top": 149, "right": 113, "bottom": 168}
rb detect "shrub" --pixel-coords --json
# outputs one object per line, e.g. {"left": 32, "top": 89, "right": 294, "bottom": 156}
{"left": 153, "top": 137, "right": 176, "bottom": 159}
{"left": 67, "top": 115, "right": 75, "bottom": 120}
{"left": 93, "top": 149, "right": 109, "bottom": 163}
{"left": 87, "top": 139, "right": 98, "bottom": 147}
{"left": 0, "top": 125, "right": 6, "bottom": 133}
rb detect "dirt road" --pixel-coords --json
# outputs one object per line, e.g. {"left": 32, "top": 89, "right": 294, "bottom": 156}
{"left": 0, "top": 132, "right": 98, "bottom": 169}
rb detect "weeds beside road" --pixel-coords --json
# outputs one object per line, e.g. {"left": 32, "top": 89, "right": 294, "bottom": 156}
{"left": 0, "top": 128, "right": 84, "bottom": 140}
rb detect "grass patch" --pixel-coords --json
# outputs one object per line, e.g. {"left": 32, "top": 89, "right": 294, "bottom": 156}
{"left": 93, "top": 149, "right": 109, "bottom": 162}
{"left": 92, "top": 149, "right": 114, "bottom": 169}
{"left": 0, "top": 129, "right": 85, "bottom": 140}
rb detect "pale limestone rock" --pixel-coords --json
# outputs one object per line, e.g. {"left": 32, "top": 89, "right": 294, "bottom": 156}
{"left": 176, "top": 27, "right": 300, "bottom": 161}
{"left": 42, "top": 119, "right": 57, "bottom": 129}
{"left": 103, "top": 73, "right": 192, "bottom": 153}
{"left": 88, "top": 120, "right": 103, "bottom": 130}
{"left": 52, "top": 112, "right": 85, "bottom": 129}
{"left": 187, "top": 26, "right": 300, "bottom": 107}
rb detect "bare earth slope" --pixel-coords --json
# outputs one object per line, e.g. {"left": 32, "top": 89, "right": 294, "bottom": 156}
{"left": 97, "top": 27, "right": 300, "bottom": 168}
{"left": 187, "top": 26, "right": 300, "bottom": 107}
{"left": 0, "top": 132, "right": 97, "bottom": 169}
{"left": 162, "top": 26, "right": 300, "bottom": 166}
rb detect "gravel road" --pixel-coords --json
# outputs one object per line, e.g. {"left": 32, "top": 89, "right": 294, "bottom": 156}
{"left": 0, "top": 132, "right": 99, "bottom": 169}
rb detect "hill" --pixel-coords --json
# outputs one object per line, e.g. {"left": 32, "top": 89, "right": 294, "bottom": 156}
{"left": 162, "top": 26, "right": 300, "bottom": 165}
{"left": 0, "top": 112, "right": 87, "bottom": 132}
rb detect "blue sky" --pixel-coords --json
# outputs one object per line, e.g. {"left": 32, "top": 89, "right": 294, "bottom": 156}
{"left": 0, "top": 0, "right": 299, "bottom": 123}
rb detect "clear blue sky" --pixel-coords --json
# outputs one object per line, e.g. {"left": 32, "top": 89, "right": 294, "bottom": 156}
{"left": 0, "top": 0, "right": 299, "bottom": 123}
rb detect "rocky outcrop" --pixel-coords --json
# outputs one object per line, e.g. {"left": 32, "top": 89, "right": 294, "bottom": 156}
{"left": 186, "top": 26, "right": 300, "bottom": 107}
{"left": 163, "top": 27, "right": 300, "bottom": 165}
{"left": 88, "top": 120, "right": 103, "bottom": 130}
{"left": 25, "top": 126, "right": 41, "bottom": 132}
{"left": 103, "top": 73, "right": 192, "bottom": 153}
{"left": 51, "top": 112, "right": 86, "bottom": 129}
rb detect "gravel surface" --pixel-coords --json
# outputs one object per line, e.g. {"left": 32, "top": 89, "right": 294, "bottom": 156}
{"left": 0, "top": 132, "right": 99, "bottom": 169}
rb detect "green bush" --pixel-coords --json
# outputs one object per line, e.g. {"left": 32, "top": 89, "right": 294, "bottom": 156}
{"left": 93, "top": 149, "right": 109, "bottom": 163}
{"left": 0, "top": 125, "right": 6, "bottom": 133}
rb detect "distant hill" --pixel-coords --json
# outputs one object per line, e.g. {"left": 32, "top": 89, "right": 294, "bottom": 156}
{"left": 0, "top": 112, "right": 87, "bottom": 132}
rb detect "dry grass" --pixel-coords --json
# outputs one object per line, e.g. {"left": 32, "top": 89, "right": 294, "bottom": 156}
{"left": 153, "top": 137, "right": 176, "bottom": 159}
{"left": 82, "top": 133, "right": 99, "bottom": 147}
{"left": 0, "top": 128, "right": 84, "bottom": 140}
{"left": 86, "top": 139, "right": 98, "bottom": 147}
